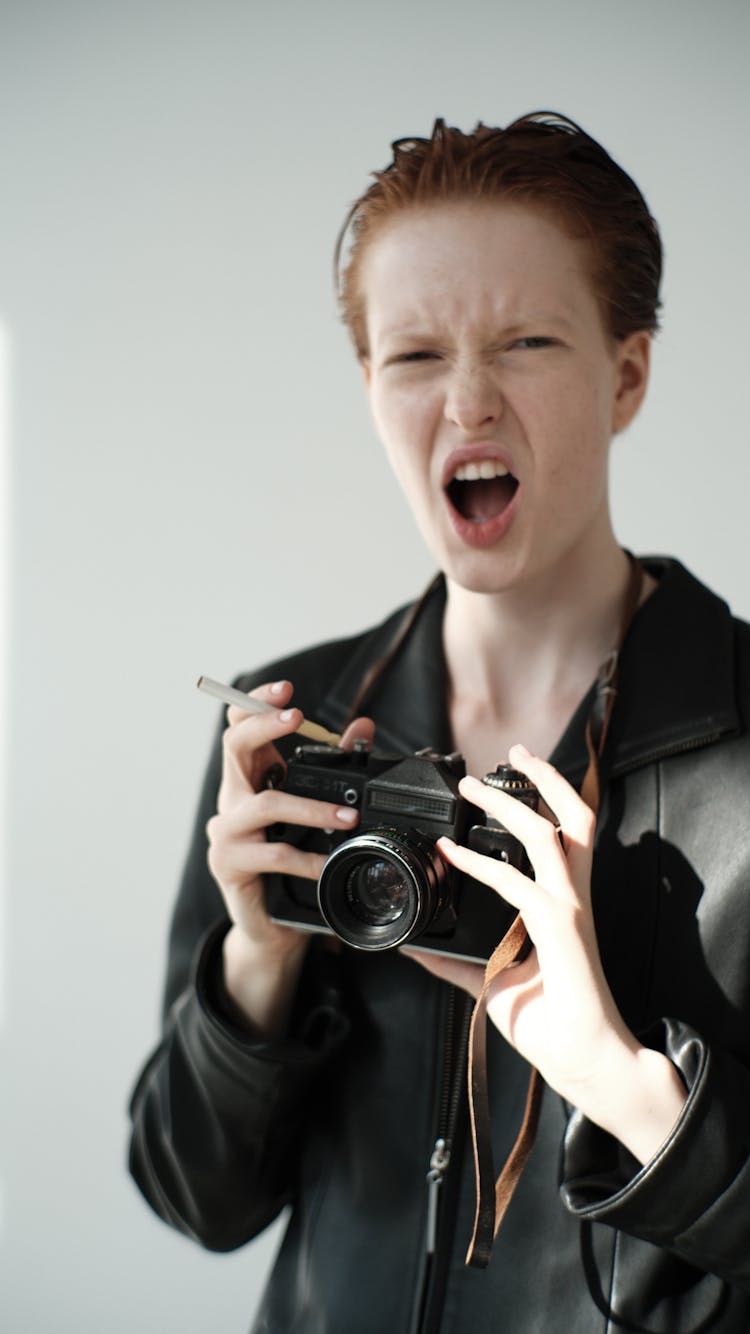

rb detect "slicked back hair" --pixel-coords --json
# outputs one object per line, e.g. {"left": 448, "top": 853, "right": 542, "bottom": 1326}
{"left": 336, "top": 113, "right": 662, "bottom": 358}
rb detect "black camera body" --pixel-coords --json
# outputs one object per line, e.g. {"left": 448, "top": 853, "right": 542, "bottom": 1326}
{"left": 265, "top": 744, "right": 538, "bottom": 963}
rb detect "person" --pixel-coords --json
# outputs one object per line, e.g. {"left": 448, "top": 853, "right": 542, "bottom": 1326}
{"left": 128, "top": 114, "right": 750, "bottom": 1332}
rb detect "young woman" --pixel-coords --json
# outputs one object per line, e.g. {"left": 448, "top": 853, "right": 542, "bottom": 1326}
{"left": 129, "top": 115, "right": 750, "bottom": 1332}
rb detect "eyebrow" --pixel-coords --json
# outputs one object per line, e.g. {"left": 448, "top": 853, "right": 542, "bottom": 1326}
{"left": 375, "top": 314, "right": 577, "bottom": 345}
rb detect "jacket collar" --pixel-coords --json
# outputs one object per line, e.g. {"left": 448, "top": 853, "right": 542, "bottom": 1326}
{"left": 316, "top": 577, "right": 453, "bottom": 755}
{"left": 592, "top": 555, "right": 739, "bottom": 780}
{"left": 317, "top": 557, "right": 740, "bottom": 780}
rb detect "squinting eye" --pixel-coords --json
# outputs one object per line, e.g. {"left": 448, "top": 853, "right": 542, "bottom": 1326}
{"left": 392, "top": 350, "right": 438, "bottom": 364}
{"left": 511, "top": 336, "right": 556, "bottom": 350}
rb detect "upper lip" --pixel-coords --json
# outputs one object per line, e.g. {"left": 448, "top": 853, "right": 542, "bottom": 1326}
{"left": 441, "top": 443, "right": 517, "bottom": 489}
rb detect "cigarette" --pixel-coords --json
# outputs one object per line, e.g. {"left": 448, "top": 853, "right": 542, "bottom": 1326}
{"left": 197, "top": 675, "right": 342, "bottom": 747}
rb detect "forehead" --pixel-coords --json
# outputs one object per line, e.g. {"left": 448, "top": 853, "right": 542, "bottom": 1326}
{"left": 359, "top": 199, "right": 602, "bottom": 341}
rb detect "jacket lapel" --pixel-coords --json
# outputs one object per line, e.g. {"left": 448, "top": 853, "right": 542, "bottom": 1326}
{"left": 316, "top": 577, "right": 454, "bottom": 756}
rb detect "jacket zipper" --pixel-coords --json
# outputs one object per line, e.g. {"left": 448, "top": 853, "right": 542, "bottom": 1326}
{"left": 425, "top": 987, "right": 469, "bottom": 1254}
{"left": 413, "top": 984, "right": 471, "bottom": 1334}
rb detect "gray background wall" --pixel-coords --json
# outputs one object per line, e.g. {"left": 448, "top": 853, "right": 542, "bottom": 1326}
{"left": 1, "top": 1, "right": 749, "bottom": 1330}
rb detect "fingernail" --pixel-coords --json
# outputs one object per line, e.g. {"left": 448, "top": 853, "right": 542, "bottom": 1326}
{"left": 279, "top": 709, "right": 295, "bottom": 723}
{"left": 511, "top": 743, "right": 532, "bottom": 759}
{"left": 336, "top": 807, "right": 359, "bottom": 824}
{"left": 270, "top": 681, "right": 286, "bottom": 696}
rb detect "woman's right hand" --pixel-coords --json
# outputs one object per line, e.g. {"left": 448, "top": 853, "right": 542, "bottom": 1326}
{"left": 205, "top": 679, "right": 375, "bottom": 1036}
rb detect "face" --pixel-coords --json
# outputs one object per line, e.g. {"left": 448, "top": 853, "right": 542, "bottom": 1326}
{"left": 360, "top": 200, "right": 649, "bottom": 596}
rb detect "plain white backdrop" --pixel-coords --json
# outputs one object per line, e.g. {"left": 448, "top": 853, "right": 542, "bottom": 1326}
{"left": 1, "top": 1, "right": 749, "bottom": 1330}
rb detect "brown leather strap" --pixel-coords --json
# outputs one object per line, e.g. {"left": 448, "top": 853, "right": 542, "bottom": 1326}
{"left": 466, "top": 915, "right": 543, "bottom": 1266}
{"left": 465, "top": 554, "right": 644, "bottom": 1268}
{"left": 580, "top": 556, "right": 644, "bottom": 812}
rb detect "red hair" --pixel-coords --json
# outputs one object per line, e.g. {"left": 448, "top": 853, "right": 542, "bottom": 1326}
{"left": 336, "top": 113, "right": 662, "bottom": 358}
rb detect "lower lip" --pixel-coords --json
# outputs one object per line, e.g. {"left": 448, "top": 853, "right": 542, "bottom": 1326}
{"left": 444, "top": 485, "right": 520, "bottom": 549}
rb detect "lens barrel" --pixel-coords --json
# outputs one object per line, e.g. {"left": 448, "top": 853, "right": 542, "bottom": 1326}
{"left": 317, "top": 830, "right": 447, "bottom": 951}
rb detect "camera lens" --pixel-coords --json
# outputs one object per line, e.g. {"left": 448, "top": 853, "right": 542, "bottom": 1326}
{"left": 344, "top": 858, "right": 411, "bottom": 926}
{"left": 317, "top": 830, "right": 446, "bottom": 951}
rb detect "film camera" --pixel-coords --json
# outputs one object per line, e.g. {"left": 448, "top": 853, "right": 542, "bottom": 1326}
{"left": 265, "top": 743, "right": 538, "bottom": 963}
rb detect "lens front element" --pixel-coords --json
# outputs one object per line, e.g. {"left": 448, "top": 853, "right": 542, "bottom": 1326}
{"left": 318, "top": 831, "right": 446, "bottom": 951}
{"left": 344, "top": 859, "right": 411, "bottom": 927}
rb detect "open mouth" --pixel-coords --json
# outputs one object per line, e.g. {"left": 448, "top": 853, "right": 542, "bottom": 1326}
{"left": 446, "top": 460, "right": 519, "bottom": 524}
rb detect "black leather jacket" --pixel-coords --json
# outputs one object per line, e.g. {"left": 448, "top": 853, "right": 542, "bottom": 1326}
{"left": 129, "top": 558, "right": 750, "bottom": 1332}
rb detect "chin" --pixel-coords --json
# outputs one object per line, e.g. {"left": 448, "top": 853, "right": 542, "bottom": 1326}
{"left": 415, "top": 512, "right": 531, "bottom": 596}
{"left": 439, "top": 549, "right": 524, "bottom": 597}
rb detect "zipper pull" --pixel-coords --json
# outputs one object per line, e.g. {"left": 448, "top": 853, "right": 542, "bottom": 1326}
{"left": 425, "top": 1137, "right": 451, "bottom": 1255}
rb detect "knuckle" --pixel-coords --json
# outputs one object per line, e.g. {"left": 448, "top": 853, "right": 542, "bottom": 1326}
{"left": 261, "top": 839, "right": 288, "bottom": 872}
{"left": 206, "top": 838, "right": 223, "bottom": 879}
{"left": 223, "top": 715, "right": 259, "bottom": 751}
{"left": 225, "top": 704, "right": 248, "bottom": 726}
{"left": 254, "top": 788, "right": 279, "bottom": 822}
{"left": 221, "top": 724, "right": 242, "bottom": 761}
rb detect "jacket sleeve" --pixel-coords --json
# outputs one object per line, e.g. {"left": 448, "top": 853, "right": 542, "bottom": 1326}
{"left": 560, "top": 1018, "right": 750, "bottom": 1290}
{"left": 127, "top": 697, "right": 351, "bottom": 1252}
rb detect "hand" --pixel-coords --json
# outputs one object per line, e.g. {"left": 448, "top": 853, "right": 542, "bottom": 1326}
{"left": 206, "top": 679, "right": 375, "bottom": 1033}
{"left": 407, "top": 744, "right": 686, "bottom": 1162}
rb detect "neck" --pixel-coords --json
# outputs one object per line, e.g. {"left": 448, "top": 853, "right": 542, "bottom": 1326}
{"left": 443, "top": 542, "right": 642, "bottom": 735}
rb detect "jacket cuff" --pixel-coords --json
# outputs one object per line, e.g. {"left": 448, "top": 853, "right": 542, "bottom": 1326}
{"left": 561, "top": 1019, "right": 750, "bottom": 1248}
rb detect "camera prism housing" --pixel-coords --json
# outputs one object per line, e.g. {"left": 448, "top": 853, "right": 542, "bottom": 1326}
{"left": 265, "top": 744, "right": 538, "bottom": 963}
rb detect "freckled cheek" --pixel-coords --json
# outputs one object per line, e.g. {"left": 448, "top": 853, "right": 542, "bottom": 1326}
{"left": 545, "top": 435, "right": 609, "bottom": 495}
{"left": 526, "top": 406, "right": 611, "bottom": 506}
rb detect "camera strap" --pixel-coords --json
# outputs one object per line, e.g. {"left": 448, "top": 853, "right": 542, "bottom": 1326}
{"left": 465, "top": 553, "right": 645, "bottom": 1269}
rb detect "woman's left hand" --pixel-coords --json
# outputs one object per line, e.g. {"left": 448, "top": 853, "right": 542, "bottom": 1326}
{"left": 406, "top": 743, "right": 687, "bottom": 1163}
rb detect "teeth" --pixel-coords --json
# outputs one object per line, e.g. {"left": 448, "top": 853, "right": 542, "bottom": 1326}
{"left": 452, "top": 459, "right": 510, "bottom": 482}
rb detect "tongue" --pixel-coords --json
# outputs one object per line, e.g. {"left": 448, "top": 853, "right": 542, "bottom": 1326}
{"left": 459, "top": 476, "right": 516, "bottom": 523}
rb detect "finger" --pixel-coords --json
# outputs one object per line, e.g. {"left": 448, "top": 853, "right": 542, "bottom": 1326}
{"left": 508, "top": 744, "right": 595, "bottom": 836}
{"left": 221, "top": 677, "right": 292, "bottom": 731}
{"left": 212, "top": 837, "right": 329, "bottom": 886}
{"left": 458, "top": 773, "right": 569, "bottom": 889}
{"left": 508, "top": 744, "right": 596, "bottom": 879}
{"left": 437, "top": 835, "right": 536, "bottom": 914}
{"left": 225, "top": 679, "right": 294, "bottom": 726}
{"left": 213, "top": 788, "right": 362, "bottom": 837}
{"left": 219, "top": 705, "right": 305, "bottom": 803}
{"left": 339, "top": 715, "right": 376, "bottom": 752}
{"left": 224, "top": 705, "right": 302, "bottom": 745}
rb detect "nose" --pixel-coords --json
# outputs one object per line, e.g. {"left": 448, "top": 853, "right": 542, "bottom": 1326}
{"left": 443, "top": 363, "right": 503, "bottom": 433}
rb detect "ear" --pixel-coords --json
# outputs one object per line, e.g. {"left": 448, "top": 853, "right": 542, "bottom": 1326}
{"left": 611, "top": 331, "right": 651, "bottom": 433}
